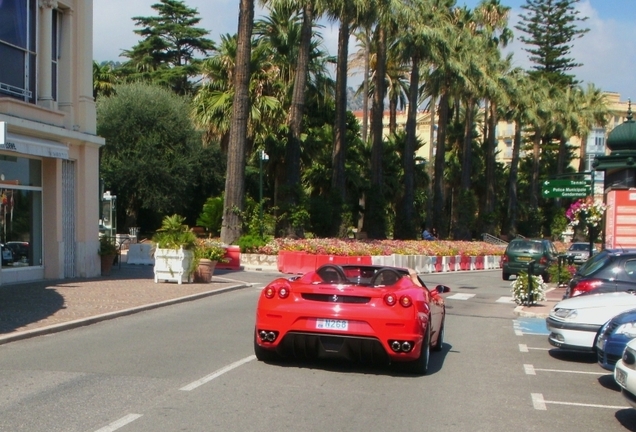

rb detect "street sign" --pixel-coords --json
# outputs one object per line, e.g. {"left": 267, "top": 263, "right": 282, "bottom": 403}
{"left": 541, "top": 179, "right": 591, "bottom": 198}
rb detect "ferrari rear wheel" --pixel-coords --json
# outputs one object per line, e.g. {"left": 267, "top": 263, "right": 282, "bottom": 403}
{"left": 254, "top": 330, "right": 279, "bottom": 362}
{"left": 432, "top": 321, "right": 444, "bottom": 352}
{"left": 405, "top": 324, "right": 430, "bottom": 375}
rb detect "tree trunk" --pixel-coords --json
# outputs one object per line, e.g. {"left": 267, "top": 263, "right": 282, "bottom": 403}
{"left": 484, "top": 100, "right": 497, "bottom": 233}
{"left": 283, "top": 1, "right": 314, "bottom": 238}
{"left": 460, "top": 96, "right": 474, "bottom": 191}
{"left": 426, "top": 94, "right": 437, "bottom": 229}
{"left": 578, "top": 134, "right": 589, "bottom": 172}
{"left": 506, "top": 120, "right": 522, "bottom": 238}
{"left": 394, "top": 53, "right": 419, "bottom": 240}
{"left": 530, "top": 132, "right": 541, "bottom": 210}
{"left": 332, "top": 18, "right": 349, "bottom": 201}
{"left": 432, "top": 89, "right": 450, "bottom": 238}
{"left": 362, "top": 29, "right": 370, "bottom": 144}
{"left": 363, "top": 24, "right": 387, "bottom": 239}
{"left": 220, "top": 0, "right": 254, "bottom": 245}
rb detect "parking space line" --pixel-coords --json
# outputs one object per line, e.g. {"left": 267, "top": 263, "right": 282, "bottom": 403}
{"left": 94, "top": 414, "right": 143, "bottom": 432}
{"left": 496, "top": 296, "right": 514, "bottom": 303}
{"left": 446, "top": 293, "right": 475, "bottom": 301}
{"left": 524, "top": 364, "right": 605, "bottom": 376}
{"left": 519, "top": 344, "right": 550, "bottom": 352}
{"left": 180, "top": 355, "right": 256, "bottom": 391}
{"left": 531, "top": 393, "right": 629, "bottom": 410}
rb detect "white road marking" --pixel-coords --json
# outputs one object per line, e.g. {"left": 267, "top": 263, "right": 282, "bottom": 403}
{"left": 496, "top": 296, "right": 514, "bottom": 303}
{"left": 519, "top": 344, "right": 528, "bottom": 352}
{"left": 180, "top": 355, "right": 256, "bottom": 391}
{"left": 446, "top": 293, "right": 475, "bottom": 300}
{"left": 524, "top": 363, "right": 605, "bottom": 376}
{"left": 531, "top": 393, "right": 629, "bottom": 410}
{"left": 531, "top": 393, "right": 546, "bottom": 410}
{"left": 94, "top": 414, "right": 143, "bottom": 432}
{"left": 514, "top": 329, "right": 523, "bottom": 336}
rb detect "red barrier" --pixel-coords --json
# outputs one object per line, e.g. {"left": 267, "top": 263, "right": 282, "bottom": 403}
{"left": 217, "top": 245, "right": 241, "bottom": 270}
{"left": 476, "top": 255, "right": 485, "bottom": 270}
{"left": 299, "top": 253, "right": 317, "bottom": 273}
{"left": 348, "top": 256, "right": 373, "bottom": 265}
{"left": 460, "top": 255, "right": 470, "bottom": 271}
{"left": 449, "top": 256, "right": 456, "bottom": 271}
{"left": 435, "top": 256, "right": 442, "bottom": 272}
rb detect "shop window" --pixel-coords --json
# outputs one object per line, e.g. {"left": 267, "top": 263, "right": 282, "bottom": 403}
{"left": 0, "top": 156, "right": 42, "bottom": 268}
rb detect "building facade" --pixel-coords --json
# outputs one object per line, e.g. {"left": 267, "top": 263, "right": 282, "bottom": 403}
{"left": 0, "top": 0, "right": 104, "bottom": 283}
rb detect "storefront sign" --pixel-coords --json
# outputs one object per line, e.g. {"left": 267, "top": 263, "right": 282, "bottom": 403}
{"left": 605, "top": 189, "right": 636, "bottom": 249}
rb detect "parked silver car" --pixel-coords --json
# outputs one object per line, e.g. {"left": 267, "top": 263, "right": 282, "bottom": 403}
{"left": 565, "top": 242, "right": 596, "bottom": 264}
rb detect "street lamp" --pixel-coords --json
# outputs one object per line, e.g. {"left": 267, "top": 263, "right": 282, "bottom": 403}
{"left": 259, "top": 150, "right": 269, "bottom": 238}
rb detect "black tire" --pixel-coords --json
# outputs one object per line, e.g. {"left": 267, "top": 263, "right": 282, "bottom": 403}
{"left": 502, "top": 272, "right": 510, "bottom": 281}
{"left": 432, "top": 320, "right": 445, "bottom": 352}
{"left": 253, "top": 330, "right": 279, "bottom": 362}
{"left": 405, "top": 323, "right": 431, "bottom": 375}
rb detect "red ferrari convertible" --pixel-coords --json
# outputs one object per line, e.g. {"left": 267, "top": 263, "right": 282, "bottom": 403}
{"left": 254, "top": 264, "right": 450, "bottom": 375}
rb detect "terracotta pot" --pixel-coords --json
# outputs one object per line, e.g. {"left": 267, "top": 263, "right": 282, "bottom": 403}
{"left": 100, "top": 254, "right": 116, "bottom": 276}
{"left": 194, "top": 259, "right": 216, "bottom": 283}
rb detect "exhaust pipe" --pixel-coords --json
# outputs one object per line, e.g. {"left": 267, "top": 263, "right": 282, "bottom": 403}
{"left": 259, "top": 330, "right": 268, "bottom": 341}
{"left": 266, "top": 332, "right": 276, "bottom": 342}
{"left": 391, "top": 341, "right": 402, "bottom": 352}
{"left": 401, "top": 342, "right": 412, "bottom": 352}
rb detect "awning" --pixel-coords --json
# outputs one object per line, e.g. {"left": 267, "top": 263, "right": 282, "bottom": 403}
{"left": 0, "top": 131, "right": 69, "bottom": 159}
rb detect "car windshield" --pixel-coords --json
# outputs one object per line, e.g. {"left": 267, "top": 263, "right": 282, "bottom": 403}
{"left": 569, "top": 243, "right": 589, "bottom": 251}
{"left": 508, "top": 241, "right": 542, "bottom": 253}
{"left": 577, "top": 250, "right": 611, "bottom": 276}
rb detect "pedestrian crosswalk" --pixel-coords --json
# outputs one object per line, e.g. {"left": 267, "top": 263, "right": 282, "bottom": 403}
{"left": 446, "top": 292, "right": 515, "bottom": 304}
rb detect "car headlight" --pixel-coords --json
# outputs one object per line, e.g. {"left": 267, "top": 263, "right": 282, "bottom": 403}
{"left": 553, "top": 308, "right": 578, "bottom": 319}
{"left": 615, "top": 322, "right": 636, "bottom": 338}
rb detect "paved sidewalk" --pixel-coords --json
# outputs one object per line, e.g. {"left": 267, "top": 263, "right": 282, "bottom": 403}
{"left": 0, "top": 262, "right": 250, "bottom": 345}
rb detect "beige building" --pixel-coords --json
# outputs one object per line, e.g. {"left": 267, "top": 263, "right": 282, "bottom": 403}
{"left": 355, "top": 91, "right": 630, "bottom": 171}
{"left": 0, "top": 0, "right": 104, "bottom": 283}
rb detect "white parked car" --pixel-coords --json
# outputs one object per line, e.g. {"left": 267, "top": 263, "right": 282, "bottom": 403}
{"left": 546, "top": 292, "right": 636, "bottom": 352}
{"left": 614, "top": 338, "right": 636, "bottom": 409}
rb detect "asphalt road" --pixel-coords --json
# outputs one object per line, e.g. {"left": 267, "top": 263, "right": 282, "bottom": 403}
{"left": 0, "top": 270, "right": 634, "bottom": 431}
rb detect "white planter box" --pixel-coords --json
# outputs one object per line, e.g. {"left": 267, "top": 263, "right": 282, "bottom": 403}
{"left": 154, "top": 247, "right": 194, "bottom": 284}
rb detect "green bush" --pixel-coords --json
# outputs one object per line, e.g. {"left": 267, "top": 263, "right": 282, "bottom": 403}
{"left": 547, "top": 261, "right": 578, "bottom": 285}
{"left": 237, "top": 234, "right": 270, "bottom": 253}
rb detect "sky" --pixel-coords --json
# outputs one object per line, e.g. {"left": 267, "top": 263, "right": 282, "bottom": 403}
{"left": 93, "top": 0, "right": 636, "bottom": 102}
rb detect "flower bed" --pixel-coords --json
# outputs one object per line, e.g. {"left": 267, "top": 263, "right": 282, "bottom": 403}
{"left": 252, "top": 238, "right": 506, "bottom": 257}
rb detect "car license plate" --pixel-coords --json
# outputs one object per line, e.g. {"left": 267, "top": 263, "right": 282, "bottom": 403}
{"left": 596, "top": 337, "right": 606, "bottom": 351}
{"left": 616, "top": 368, "right": 627, "bottom": 388}
{"left": 316, "top": 318, "right": 348, "bottom": 331}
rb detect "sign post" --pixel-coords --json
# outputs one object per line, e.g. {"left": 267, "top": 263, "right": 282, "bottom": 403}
{"left": 541, "top": 179, "right": 591, "bottom": 198}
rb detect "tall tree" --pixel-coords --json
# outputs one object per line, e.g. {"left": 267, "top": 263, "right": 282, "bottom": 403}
{"left": 221, "top": 0, "right": 255, "bottom": 244}
{"left": 515, "top": 0, "right": 589, "bottom": 87}
{"left": 121, "top": 0, "right": 215, "bottom": 95}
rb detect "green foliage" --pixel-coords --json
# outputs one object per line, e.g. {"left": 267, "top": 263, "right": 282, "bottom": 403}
{"left": 98, "top": 236, "right": 118, "bottom": 256}
{"left": 196, "top": 196, "right": 224, "bottom": 236}
{"left": 550, "top": 208, "right": 569, "bottom": 241}
{"left": 152, "top": 214, "right": 197, "bottom": 250}
{"left": 236, "top": 234, "right": 270, "bottom": 253}
{"left": 547, "top": 262, "right": 577, "bottom": 285}
{"left": 120, "top": 0, "right": 215, "bottom": 95}
{"left": 97, "top": 82, "right": 204, "bottom": 233}
{"left": 194, "top": 238, "right": 228, "bottom": 262}
{"left": 454, "top": 190, "right": 478, "bottom": 240}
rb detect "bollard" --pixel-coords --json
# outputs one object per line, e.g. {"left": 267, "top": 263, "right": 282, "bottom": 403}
{"left": 557, "top": 255, "right": 565, "bottom": 286}
{"left": 527, "top": 260, "right": 536, "bottom": 306}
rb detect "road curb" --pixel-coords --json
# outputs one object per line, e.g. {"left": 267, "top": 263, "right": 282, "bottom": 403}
{"left": 0, "top": 282, "right": 250, "bottom": 346}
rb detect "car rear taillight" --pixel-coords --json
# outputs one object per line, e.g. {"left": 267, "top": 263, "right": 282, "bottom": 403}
{"left": 264, "top": 283, "right": 291, "bottom": 299}
{"left": 264, "top": 287, "right": 276, "bottom": 299}
{"left": 384, "top": 293, "right": 397, "bottom": 306}
{"left": 502, "top": 255, "right": 509, "bottom": 264}
{"left": 539, "top": 256, "right": 548, "bottom": 265}
{"left": 278, "top": 287, "right": 290, "bottom": 299}
{"left": 569, "top": 279, "right": 604, "bottom": 297}
{"left": 399, "top": 295, "right": 412, "bottom": 307}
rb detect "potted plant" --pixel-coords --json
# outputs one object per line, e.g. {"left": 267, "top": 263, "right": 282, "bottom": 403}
{"left": 152, "top": 214, "right": 197, "bottom": 284}
{"left": 98, "top": 236, "right": 118, "bottom": 276}
{"left": 193, "top": 238, "right": 229, "bottom": 283}
{"left": 510, "top": 271, "right": 547, "bottom": 306}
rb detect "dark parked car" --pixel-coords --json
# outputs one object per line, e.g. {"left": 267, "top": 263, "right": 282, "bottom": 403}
{"left": 5, "top": 241, "right": 28, "bottom": 261}
{"left": 565, "top": 242, "right": 597, "bottom": 264}
{"left": 565, "top": 249, "right": 636, "bottom": 298}
{"left": 501, "top": 238, "right": 558, "bottom": 281}
{"left": 1, "top": 244, "right": 13, "bottom": 266}
{"left": 596, "top": 308, "right": 636, "bottom": 371}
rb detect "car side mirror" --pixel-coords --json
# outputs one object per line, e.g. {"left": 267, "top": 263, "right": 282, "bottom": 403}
{"left": 436, "top": 285, "right": 451, "bottom": 294}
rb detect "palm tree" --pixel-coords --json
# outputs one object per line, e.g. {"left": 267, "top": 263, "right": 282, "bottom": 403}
{"left": 575, "top": 84, "right": 609, "bottom": 172}
{"left": 93, "top": 61, "right": 118, "bottom": 99}
{"left": 221, "top": 0, "right": 255, "bottom": 244}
